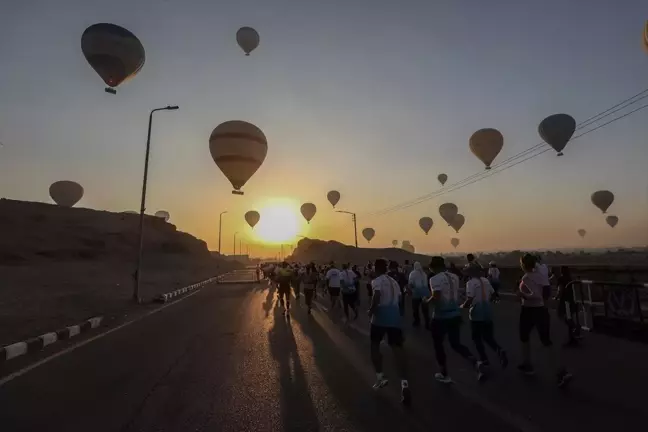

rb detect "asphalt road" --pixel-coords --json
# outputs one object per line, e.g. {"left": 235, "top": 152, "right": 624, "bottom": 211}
{"left": 1, "top": 270, "right": 646, "bottom": 431}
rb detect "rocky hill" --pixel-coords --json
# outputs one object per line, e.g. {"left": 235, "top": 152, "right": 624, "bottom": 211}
{"left": 0, "top": 199, "right": 241, "bottom": 344}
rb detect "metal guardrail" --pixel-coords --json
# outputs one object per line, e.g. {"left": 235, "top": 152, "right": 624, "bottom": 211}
{"left": 570, "top": 280, "right": 648, "bottom": 341}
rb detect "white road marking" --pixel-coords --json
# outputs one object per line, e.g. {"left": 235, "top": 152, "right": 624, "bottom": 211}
{"left": 0, "top": 289, "right": 201, "bottom": 388}
{"left": 41, "top": 333, "right": 58, "bottom": 347}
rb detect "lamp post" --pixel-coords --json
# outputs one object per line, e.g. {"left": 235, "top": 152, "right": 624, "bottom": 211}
{"left": 335, "top": 210, "right": 358, "bottom": 248}
{"left": 218, "top": 211, "right": 227, "bottom": 254}
{"left": 234, "top": 231, "right": 239, "bottom": 255}
{"left": 133, "top": 105, "right": 179, "bottom": 303}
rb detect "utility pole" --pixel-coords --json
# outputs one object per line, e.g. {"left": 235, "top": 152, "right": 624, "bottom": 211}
{"left": 336, "top": 210, "right": 358, "bottom": 248}
{"left": 218, "top": 211, "right": 227, "bottom": 254}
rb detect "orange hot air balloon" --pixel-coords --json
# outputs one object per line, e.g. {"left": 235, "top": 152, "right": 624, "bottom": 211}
{"left": 300, "top": 203, "right": 317, "bottom": 224}
{"left": 469, "top": 128, "right": 503, "bottom": 169}
{"left": 81, "top": 23, "right": 145, "bottom": 94}
{"left": 209, "top": 121, "right": 267, "bottom": 195}
{"left": 577, "top": 229, "right": 586, "bottom": 238}
{"left": 327, "top": 190, "right": 341, "bottom": 208}
{"left": 245, "top": 210, "right": 260, "bottom": 228}
{"left": 49, "top": 181, "right": 84, "bottom": 207}
{"left": 450, "top": 238, "right": 460, "bottom": 248}
{"left": 154, "top": 210, "right": 170, "bottom": 222}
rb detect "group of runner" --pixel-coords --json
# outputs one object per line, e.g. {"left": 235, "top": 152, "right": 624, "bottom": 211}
{"left": 261, "top": 252, "right": 576, "bottom": 406}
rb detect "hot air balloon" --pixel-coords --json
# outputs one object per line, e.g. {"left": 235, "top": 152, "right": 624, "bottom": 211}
{"left": 49, "top": 181, "right": 84, "bottom": 207}
{"left": 469, "top": 128, "right": 503, "bottom": 169}
{"left": 327, "top": 190, "right": 341, "bottom": 208}
{"left": 403, "top": 243, "right": 415, "bottom": 253}
{"left": 438, "top": 173, "right": 448, "bottom": 186}
{"left": 591, "top": 190, "right": 614, "bottom": 213}
{"left": 154, "top": 210, "right": 170, "bottom": 222}
{"left": 123, "top": 210, "right": 137, "bottom": 214}
{"left": 236, "top": 27, "right": 259, "bottom": 56}
{"left": 450, "top": 214, "right": 465, "bottom": 233}
{"left": 81, "top": 23, "right": 145, "bottom": 94}
{"left": 577, "top": 229, "right": 586, "bottom": 238}
{"left": 450, "top": 238, "right": 460, "bottom": 248}
{"left": 419, "top": 217, "right": 433, "bottom": 235}
{"left": 392, "top": 240, "right": 398, "bottom": 247}
{"left": 606, "top": 215, "right": 619, "bottom": 228}
{"left": 538, "top": 114, "right": 576, "bottom": 156}
{"left": 362, "top": 228, "right": 375, "bottom": 242}
{"left": 300, "top": 203, "right": 317, "bottom": 224}
{"left": 643, "top": 21, "right": 648, "bottom": 53}
{"left": 245, "top": 210, "right": 260, "bottom": 228}
{"left": 439, "top": 203, "right": 458, "bottom": 226}
{"left": 209, "top": 120, "right": 267, "bottom": 195}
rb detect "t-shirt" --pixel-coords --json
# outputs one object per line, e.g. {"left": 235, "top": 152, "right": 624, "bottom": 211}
{"left": 466, "top": 277, "right": 494, "bottom": 321}
{"left": 408, "top": 270, "right": 430, "bottom": 299}
{"left": 340, "top": 269, "right": 357, "bottom": 293}
{"left": 387, "top": 270, "right": 408, "bottom": 293}
{"left": 487, "top": 267, "right": 500, "bottom": 282}
{"left": 301, "top": 271, "right": 318, "bottom": 289}
{"left": 325, "top": 268, "right": 341, "bottom": 288}
{"left": 277, "top": 268, "right": 292, "bottom": 287}
{"left": 519, "top": 271, "right": 546, "bottom": 307}
{"left": 370, "top": 274, "right": 402, "bottom": 328}
{"left": 429, "top": 271, "right": 461, "bottom": 320}
{"left": 535, "top": 263, "right": 550, "bottom": 286}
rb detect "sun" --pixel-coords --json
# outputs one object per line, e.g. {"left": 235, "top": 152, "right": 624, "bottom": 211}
{"left": 254, "top": 200, "right": 301, "bottom": 244}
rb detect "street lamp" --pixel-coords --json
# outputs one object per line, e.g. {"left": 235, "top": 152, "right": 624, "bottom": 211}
{"left": 133, "top": 105, "right": 179, "bottom": 303}
{"left": 336, "top": 210, "right": 358, "bottom": 248}
{"left": 234, "top": 231, "right": 239, "bottom": 255}
{"left": 218, "top": 211, "right": 228, "bottom": 254}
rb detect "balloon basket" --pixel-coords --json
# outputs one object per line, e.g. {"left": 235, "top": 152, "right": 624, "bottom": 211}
{"left": 557, "top": 152, "right": 564, "bottom": 156}
{"left": 232, "top": 190, "right": 244, "bottom": 196}
{"left": 485, "top": 166, "right": 491, "bottom": 170}
{"left": 104, "top": 87, "right": 117, "bottom": 95}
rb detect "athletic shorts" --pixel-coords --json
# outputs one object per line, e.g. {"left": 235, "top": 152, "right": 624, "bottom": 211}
{"left": 370, "top": 325, "right": 404, "bottom": 347}
{"left": 519, "top": 306, "right": 551, "bottom": 346}
{"left": 278, "top": 284, "right": 291, "bottom": 296}
{"left": 328, "top": 287, "right": 341, "bottom": 297}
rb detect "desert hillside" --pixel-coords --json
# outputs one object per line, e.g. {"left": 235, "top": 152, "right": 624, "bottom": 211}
{"left": 0, "top": 199, "right": 241, "bottom": 344}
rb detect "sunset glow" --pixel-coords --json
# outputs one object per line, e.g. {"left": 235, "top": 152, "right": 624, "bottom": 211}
{"left": 253, "top": 198, "right": 302, "bottom": 244}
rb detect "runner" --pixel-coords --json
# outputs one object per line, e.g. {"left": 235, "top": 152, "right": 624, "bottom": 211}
{"left": 517, "top": 254, "right": 572, "bottom": 388}
{"left": 425, "top": 256, "right": 482, "bottom": 383}
{"left": 463, "top": 265, "right": 508, "bottom": 373}
{"left": 487, "top": 261, "right": 501, "bottom": 302}
{"left": 291, "top": 264, "right": 302, "bottom": 304}
{"left": 387, "top": 261, "right": 408, "bottom": 317}
{"left": 409, "top": 261, "right": 431, "bottom": 329}
{"left": 340, "top": 263, "right": 359, "bottom": 322}
{"left": 555, "top": 265, "right": 581, "bottom": 346}
{"left": 364, "top": 262, "right": 375, "bottom": 298}
{"left": 301, "top": 262, "right": 319, "bottom": 315}
{"left": 276, "top": 262, "right": 293, "bottom": 316}
{"left": 368, "top": 258, "right": 411, "bottom": 406}
{"left": 325, "top": 262, "right": 342, "bottom": 310}
{"left": 352, "top": 264, "right": 362, "bottom": 305}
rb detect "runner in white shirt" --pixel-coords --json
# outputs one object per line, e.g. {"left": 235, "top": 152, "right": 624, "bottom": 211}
{"left": 340, "top": 263, "right": 359, "bottom": 321}
{"left": 487, "top": 261, "right": 501, "bottom": 302}
{"left": 325, "top": 262, "right": 342, "bottom": 310}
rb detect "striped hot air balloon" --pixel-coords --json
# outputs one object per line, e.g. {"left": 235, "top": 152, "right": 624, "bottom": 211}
{"left": 209, "top": 121, "right": 267, "bottom": 195}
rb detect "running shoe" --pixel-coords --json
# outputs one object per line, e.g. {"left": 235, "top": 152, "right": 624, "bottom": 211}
{"left": 434, "top": 373, "right": 452, "bottom": 384}
{"left": 498, "top": 350, "right": 509, "bottom": 369}
{"left": 372, "top": 378, "right": 388, "bottom": 390}
{"left": 401, "top": 384, "right": 412, "bottom": 406}
{"left": 476, "top": 361, "right": 487, "bottom": 381}
{"left": 517, "top": 363, "right": 536, "bottom": 376}
{"left": 557, "top": 371, "right": 573, "bottom": 389}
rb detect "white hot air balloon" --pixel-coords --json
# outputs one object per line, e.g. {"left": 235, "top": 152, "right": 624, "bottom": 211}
{"left": 538, "top": 114, "right": 576, "bottom": 156}
{"left": 577, "top": 229, "right": 586, "bottom": 238}
{"left": 438, "top": 173, "right": 448, "bottom": 186}
{"left": 591, "top": 190, "right": 614, "bottom": 214}
{"left": 392, "top": 240, "right": 398, "bottom": 247}
{"left": 419, "top": 217, "right": 433, "bottom": 235}
{"left": 450, "top": 214, "right": 465, "bottom": 233}
{"left": 154, "top": 210, "right": 170, "bottom": 222}
{"left": 450, "top": 238, "right": 460, "bottom": 248}
{"left": 209, "top": 120, "right": 267, "bottom": 195}
{"left": 49, "top": 181, "right": 84, "bottom": 207}
{"left": 236, "top": 27, "right": 260, "bottom": 56}
{"left": 606, "top": 215, "right": 619, "bottom": 228}
{"left": 245, "top": 210, "right": 260, "bottom": 228}
{"left": 469, "top": 128, "right": 503, "bottom": 169}
{"left": 439, "top": 203, "right": 459, "bottom": 226}
{"left": 327, "top": 190, "right": 341, "bottom": 208}
{"left": 300, "top": 203, "right": 317, "bottom": 224}
{"left": 362, "top": 228, "right": 375, "bottom": 243}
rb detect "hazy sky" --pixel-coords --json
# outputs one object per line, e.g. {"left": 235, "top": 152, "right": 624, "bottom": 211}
{"left": 1, "top": 0, "right": 647, "bottom": 256}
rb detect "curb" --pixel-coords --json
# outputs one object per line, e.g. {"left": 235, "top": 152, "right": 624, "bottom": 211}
{"left": 1, "top": 316, "right": 103, "bottom": 364}
{"left": 156, "top": 275, "right": 225, "bottom": 303}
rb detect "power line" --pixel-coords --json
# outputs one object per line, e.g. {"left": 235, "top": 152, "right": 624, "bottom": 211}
{"left": 367, "top": 88, "right": 648, "bottom": 217}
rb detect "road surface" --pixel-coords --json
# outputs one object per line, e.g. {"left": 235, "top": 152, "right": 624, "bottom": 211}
{"left": 1, "top": 269, "right": 646, "bottom": 431}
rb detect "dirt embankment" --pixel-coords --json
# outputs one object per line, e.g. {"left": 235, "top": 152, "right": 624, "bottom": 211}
{"left": 0, "top": 199, "right": 242, "bottom": 344}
